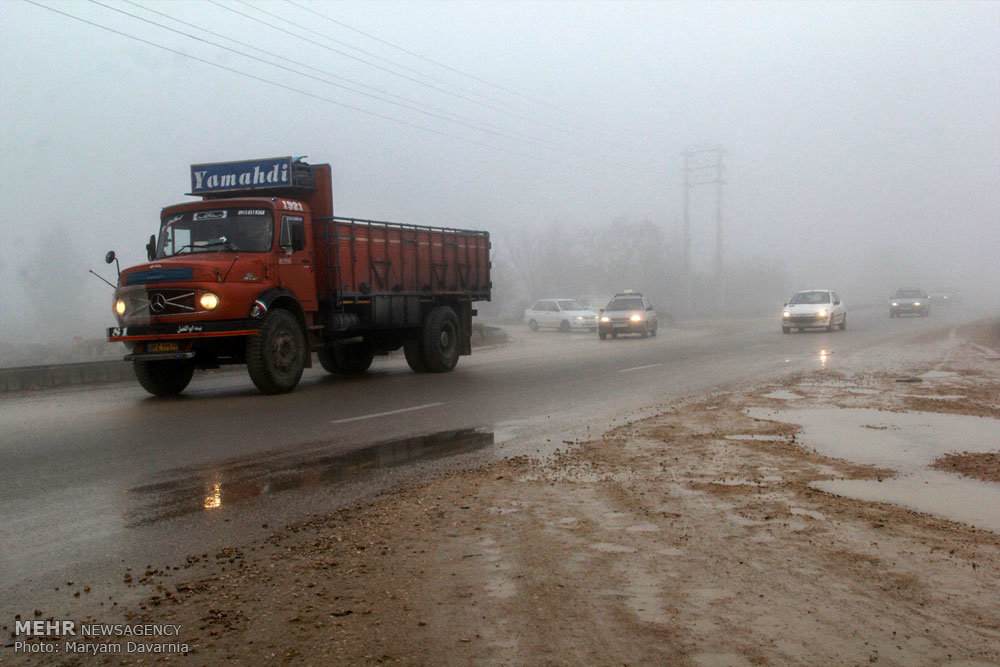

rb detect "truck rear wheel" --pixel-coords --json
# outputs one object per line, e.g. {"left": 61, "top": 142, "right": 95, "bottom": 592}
{"left": 332, "top": 342, "right": 374, "bottom": 375}
{"left": 246, "top": 309, "right": 305, "bottom": 394}
{"left": 403, "top": 338, "right": 428, "bottom": 373}
{"left": 134, "top": 360, "right": 193, "bottom": 396}
{"left": 421, "top": 306, "right": 460, "bottom": 373}
{"left": 317, "top": 346, "right": 340, "bottom": 374}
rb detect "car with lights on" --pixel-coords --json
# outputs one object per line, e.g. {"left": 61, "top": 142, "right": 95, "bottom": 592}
{"left": 523, "top": 299, "right": 599, "bottom": 332}
{"left": 597, "top": 291, "right": 658, "bottom": 339}
{"left": 781, "top": 290, "right": 846, "bottom": 333}
{"left": 889, "top": 288, "right": 929, "bottom": 317}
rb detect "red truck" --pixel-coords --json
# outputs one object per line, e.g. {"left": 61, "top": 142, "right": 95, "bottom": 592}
{"left": 106, "top": 157, "right": 491, "bottom": 395}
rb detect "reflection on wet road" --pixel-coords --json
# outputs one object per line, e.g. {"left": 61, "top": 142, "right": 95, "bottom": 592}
{"left": 125, "top": 429, "right": 493, "bottom": 527}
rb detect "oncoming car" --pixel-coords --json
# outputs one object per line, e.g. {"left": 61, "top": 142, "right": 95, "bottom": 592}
{"left": 598, "top": 291, "right": 658, "bottom": 339}
{"left": 523, "top": 299, "right": 599, "bottom": 332}
{"left": 890, "top": 288, "right": 930, "bottom": 317}
{"left": 781, "top": 290, "right": 846, "bottom": 333}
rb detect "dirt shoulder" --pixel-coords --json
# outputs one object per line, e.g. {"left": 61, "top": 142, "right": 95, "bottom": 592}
{"left": 29, "top": 320, "right": 1000, "bottom": 665}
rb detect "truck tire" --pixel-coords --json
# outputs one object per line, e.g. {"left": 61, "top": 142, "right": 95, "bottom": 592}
{"left": 333, "top": 342, "right": 374, "bottom": 375}
{"left": 246, "top": 309, "right": 305, "bottom": 394}
{"left": 559, "top": 320, "right": 570, "bottom": 333}
{"left": 598, "top": 330, "right": 608, "bottom": 340}
{"left": 403, "top": 338, "right": 428, "bottom": 373}
{"left": 528, "top": 319, "right": 538, "bottom": 331}
{"left": 839, "top": 314, "right": 847, "bottom": 330}
{"left": 421, "top": 306, "right": 460, "bottom": 373}
{"left": 133, "top": 360, "right": 193, "bottom": 396}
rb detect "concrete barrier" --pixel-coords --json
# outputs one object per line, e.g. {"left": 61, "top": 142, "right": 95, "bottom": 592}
{"left": 0, "top": 360, "right": 133, "bottom": 393}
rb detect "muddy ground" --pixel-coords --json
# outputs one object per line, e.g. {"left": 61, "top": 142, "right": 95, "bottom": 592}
{"left": 17, "top": 321, "right": 1000, "bottom": 665}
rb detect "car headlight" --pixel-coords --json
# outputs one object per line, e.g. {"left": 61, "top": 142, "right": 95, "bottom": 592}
{"left": 817, "top": 309, "right": 828, "bottom": 317}
{"left": 630, "top": 314, "right": 642, "bottom": 322}
{"left": 575, "top": 316, "right": 584, "bottom": 320}
{"left": 199, "top": 292, "right": 220, "bottom": 310}
{"left": 891, "top": 302, "right": 898, "bottom": 306}
{"left": 115, "top": 299, "right": 126, "bottom": 316}
{"left": 600, "top": 316, "right": 610, "bottom": 323}
{"left": 783, "top": 311, "right": 790, "bottom": 318}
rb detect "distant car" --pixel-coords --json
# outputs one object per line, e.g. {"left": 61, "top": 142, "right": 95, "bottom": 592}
{"left": 524, "top": 299, "right": 599, "bottom": 332}
{"left": 781, "top": 290, "right": 846, "bottom": 333}
{"left": 928, "top": 288, "right": 961, "bottom": 306}
{"left": 889, "top": 288, "right": 929, "bottom": 317}
{"left": 598, "top": 290, "right": 658, "bottom": 339}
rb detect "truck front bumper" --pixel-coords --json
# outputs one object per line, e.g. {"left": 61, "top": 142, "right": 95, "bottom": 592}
{"left": 108, "top": 319, "right": 260, "bottom": 343}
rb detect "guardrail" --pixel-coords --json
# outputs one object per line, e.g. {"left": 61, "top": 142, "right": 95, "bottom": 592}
{"left": 0, "top": 360, "right": 133, "bottom": 394}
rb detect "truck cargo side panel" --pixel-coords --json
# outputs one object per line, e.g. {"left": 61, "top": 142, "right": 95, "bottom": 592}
{"left": 313, "top": 218, "right": 489, "bottom": 304}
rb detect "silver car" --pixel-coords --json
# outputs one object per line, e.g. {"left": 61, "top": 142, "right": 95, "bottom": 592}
{"left": 889, "top": 288, "right": 929, "bottom": 317}
{"left": 598, "top": 291, "right": 658, "bottom": 339}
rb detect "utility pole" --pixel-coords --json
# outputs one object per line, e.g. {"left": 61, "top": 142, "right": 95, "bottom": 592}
{"left": 681, "top": 146, "right": 725, "bottom": 314}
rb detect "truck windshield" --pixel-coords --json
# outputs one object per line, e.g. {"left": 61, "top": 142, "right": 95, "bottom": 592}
{"left": 157, "top": 208, "right": 273, "bottom": 258}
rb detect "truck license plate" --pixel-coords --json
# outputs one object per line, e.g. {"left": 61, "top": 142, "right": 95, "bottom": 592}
{"left": 147, "top": 342, "right": 179, "bottom": 352}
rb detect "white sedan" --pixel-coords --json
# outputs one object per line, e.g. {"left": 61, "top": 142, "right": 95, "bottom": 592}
{"left": 524, "top": 299, "right": 599, "bottom": 332}
{"left": 781, "top": 290, "right": 847, "bottom": 333}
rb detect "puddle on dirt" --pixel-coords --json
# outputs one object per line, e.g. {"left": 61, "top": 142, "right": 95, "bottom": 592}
{"left": 761, "top": 390, "right": 803, "bottom": 400}
{"left": 814, "top": 472, "right": 1000, "bottom": 533}
{"left": 125, "top": 428, "right": 494, "bottom": 527}
{"left": 746, "top": 407, "right": 1000, "bottom": 533}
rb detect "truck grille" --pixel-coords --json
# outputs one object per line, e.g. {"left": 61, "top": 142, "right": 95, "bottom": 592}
{"left": 127, "top": 289, "right": 196, "bottom": 317}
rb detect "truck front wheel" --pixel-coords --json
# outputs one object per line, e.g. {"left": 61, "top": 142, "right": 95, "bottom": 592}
{"left": 246, "top": 309, "right": 305, "bottom": 394}
{"left": 421, "top": 306, "right": 460, "bottom": 373}
{"left": 134, "top": 360, "right": 193, "bottom": 396}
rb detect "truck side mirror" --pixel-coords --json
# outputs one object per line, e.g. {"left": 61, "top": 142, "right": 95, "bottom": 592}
{"left": 146, "top": 234, "right": 156, "bottom": 261}
{"left": 105, "top": 250, "right": 116, "bottom": 264}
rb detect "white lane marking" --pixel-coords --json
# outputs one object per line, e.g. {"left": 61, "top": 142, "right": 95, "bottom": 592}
{"left": 617, "top": 363, "right": 664, "bottom": 374}
{"left": 330, "top": 402, "right": 444, "bottom": 424}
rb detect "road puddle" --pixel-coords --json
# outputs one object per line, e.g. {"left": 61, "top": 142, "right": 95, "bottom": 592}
{"left": 125, "top": 428, "right": 494, "bottom": 526}
{"left": 746, "top": 407, "right": 1000, "bottom": 532}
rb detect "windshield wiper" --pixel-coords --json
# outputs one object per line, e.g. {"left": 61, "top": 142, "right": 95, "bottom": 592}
{"left": 168, "top": 237, "right": 237, "bottom": 256}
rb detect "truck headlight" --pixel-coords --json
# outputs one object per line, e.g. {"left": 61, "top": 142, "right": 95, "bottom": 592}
{"left": 783, "top": 311, "right": 790, "bottom": 318}
{"left": 891, "top": 302, "right": 898, "bottom": 306}
{"left": 630, "top": 314, "right": 642, "bottom": 322}
{"left": 115, "top": 299, "right": 126, "bottom": 316}
{"left": 817, "top": 309, "right": 828, "bottom": 317}
{"left": 200, "top": 293, "right": 220, "bottom": 310}
{"left": 600, "top": 316, "right": 610, "bottom": 323}
{"left": 913, "top": 302, "right": 920, "bottom": 306}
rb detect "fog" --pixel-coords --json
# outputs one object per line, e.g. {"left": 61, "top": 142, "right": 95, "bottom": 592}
{"left": 1, "top": 0, "right": 997, "bottom": 353}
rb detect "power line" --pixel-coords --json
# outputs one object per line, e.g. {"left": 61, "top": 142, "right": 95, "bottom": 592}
{"left": 210, "top": 0, "right": 581, "bottom": 140}
{"left": 21, "top": 0, "right": 652, "bottom": 178}
{"left": 91, "top": 0, "right": 662, "bottom": 173}
{"left": 104, "top": 0, "right": 571, "bottom": 154}
{"left": 228, "top": 0, "right": 656, "bottom": 157}
{"left": 284, "top": 0, "right": 659, "bottom": 143}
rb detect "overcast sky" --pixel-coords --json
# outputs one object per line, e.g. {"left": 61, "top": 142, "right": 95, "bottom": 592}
{"left": 1, "top": 0, "right": 998, "bottom": 343}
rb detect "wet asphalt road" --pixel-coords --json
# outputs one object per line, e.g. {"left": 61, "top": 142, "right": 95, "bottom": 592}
{"left": 0, "top": 305, "right": 972, "bottom": 622}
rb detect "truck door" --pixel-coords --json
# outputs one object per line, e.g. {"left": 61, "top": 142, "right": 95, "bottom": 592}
{"left": 277, "top": 214, "right": 317, "bottom": 311}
